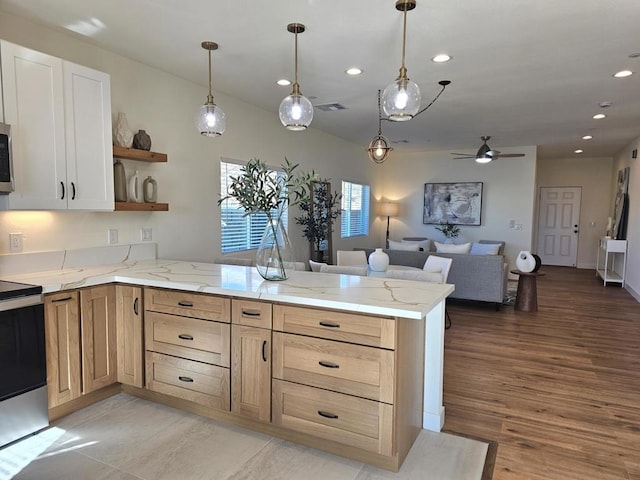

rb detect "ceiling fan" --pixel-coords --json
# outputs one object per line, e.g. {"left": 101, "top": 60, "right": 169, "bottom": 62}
{"left": 451, "top": 136, "right": 525, "bottom": 163}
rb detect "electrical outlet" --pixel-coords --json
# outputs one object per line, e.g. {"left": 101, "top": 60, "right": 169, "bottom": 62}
{"left": 515, "top": 224, "right": 523, "bottom": 230}
{"left": 140, "top": 228, "right": 152, "bottom": 242}
{"left": 108, "top": 229, "right": 118, "bottom": 245}
{"left": 9, "top": 233, "right": 23, "bottom": 253}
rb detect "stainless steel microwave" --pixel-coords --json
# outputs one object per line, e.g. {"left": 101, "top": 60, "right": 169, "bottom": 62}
{"left": 0, "top": 123, "right": 14, "bottom": 193}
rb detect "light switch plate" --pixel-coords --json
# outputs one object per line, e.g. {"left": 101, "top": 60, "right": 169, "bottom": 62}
{"left": 140, "top": 228, "right": 152, "bottom": 242}
{"left": 108, "top": 229, "right": 118, "bottom": 245}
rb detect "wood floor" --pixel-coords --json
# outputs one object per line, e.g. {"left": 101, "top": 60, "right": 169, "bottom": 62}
{"left": 443, "top": 266, "right": 640, "bottom": 480}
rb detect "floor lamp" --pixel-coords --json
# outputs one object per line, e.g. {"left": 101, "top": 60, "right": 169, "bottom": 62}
{"left": 379, "top": 202, "right": 399, "bottom": 248}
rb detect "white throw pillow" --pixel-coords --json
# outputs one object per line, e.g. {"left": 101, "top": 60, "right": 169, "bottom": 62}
{"left": 401, "top": 238, "right": 432, "bottom": 252}
{"left": 388, "top": 239, "right": 420, "bottom": 251}
{"left": 470, "top": 242, "right": 501, "bottom": 255}
{"left": 434, "top": 242, "right": 472, "bottom": 254}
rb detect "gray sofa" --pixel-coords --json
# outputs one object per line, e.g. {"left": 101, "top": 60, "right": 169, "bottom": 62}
{"left": 356, "top": 241, "right": 508, "bottom": 308}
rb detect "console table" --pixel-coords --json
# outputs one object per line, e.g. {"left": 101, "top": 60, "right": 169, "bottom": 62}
{"left": 510, "top": 270, "right": 545, "bottom": 312}
{"left": 596, "top": 237, "right": 627, "bottom": 287}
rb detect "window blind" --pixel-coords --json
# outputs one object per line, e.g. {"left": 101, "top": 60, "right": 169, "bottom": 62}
{"left": 340, "top": 180, "right": 370, "bottom": 238}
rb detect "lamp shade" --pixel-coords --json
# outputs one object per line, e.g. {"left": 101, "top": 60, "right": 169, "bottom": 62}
{"left": 379, "top": 201, "right": 399, "bottom": 217}
{"left": 382, "top": 77, "right": 421, "bottom": 121}
{"left": 197, "top": 103, "right": 226, "bottom": 137}
{"left": 279, "top": 93, "right": 313, "bottom": 131}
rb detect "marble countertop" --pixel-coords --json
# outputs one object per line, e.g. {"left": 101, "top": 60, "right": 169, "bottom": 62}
{"left": 3, "top": 259, "right": 454, "bottom": 319}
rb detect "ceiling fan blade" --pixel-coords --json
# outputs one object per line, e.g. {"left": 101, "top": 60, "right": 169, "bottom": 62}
{"left": 452, "top": 156, "right": 475, "bottom": 159}
{"left": 450, "top": 153, "right": 473, "bottom": 156}
{"left": 494, "top": 153, "right": 525, "bottom": 158}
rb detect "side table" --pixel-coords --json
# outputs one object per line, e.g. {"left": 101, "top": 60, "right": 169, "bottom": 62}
{"left": 510, "top": 270, "right": 546, "bottom": 312}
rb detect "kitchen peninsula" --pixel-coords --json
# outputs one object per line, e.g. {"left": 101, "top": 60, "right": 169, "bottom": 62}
{"left": 2, "top": 248, "right": 453, "bottom": 471}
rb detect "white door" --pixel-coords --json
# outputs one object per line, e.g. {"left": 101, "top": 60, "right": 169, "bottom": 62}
{"left": 536, "top": 187, "right": 582, "bottom": 266}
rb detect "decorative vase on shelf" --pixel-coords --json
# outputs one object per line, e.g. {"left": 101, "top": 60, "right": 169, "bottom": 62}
{"left": 133, "top": 129, "right": 152, "bottom": 151}
{"left": 128, "top": 170, "right": 143, "bottom": 203}
{"left": 143, "top": 176, "right": 157, "bottom": 203}
{"left": 368, "top": 248, "right": 389, "bottom": 272}
{"left": 113, "top": 159, "right": 127, "bottom": 202}
{"left": 255, "top": 217, "right": 295, "bottom": 281}
{"left": 516, "top": 250, "right": 540, "bottom": 273}
{"left": 113, "top": 112, "right": 133, "bottom": 148}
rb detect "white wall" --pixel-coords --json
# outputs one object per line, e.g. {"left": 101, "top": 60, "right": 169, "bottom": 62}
{"left": 612, "top": 136, "right": 640, "bottom": 301}
{"left": 536, "top": 156, "right": 614, "bottom": 269}
{"left": 0, "top": 12, "right": 378, "bottom": 264}
{"left": 375, "top": 147, "right": 538, "bottom": 270}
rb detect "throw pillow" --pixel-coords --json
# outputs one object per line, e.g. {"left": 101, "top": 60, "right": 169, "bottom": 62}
{"left": 388, "top": 239, "right": 420, "bottom": 251}
{"left": 434, "top": 242, "right": 472, "bottom": 254}
{"left": 401, "top": 238, "right": 432, "bottom": 252}
{"left": 470, "top": 242, "right": 501, "bottom": 255}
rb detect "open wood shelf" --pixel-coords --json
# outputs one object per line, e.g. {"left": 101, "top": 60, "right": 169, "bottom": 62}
{"left": 113, "top": 146, "right": 167, "bottom": 163}
{"left": 115, "top": 202, "right": 169, "bottom": 212}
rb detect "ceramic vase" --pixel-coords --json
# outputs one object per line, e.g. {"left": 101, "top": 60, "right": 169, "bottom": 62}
{"left": 113, "top": 112, "right": 134, "bottom": 148}
{"left": 113, "top": 159, "right": 127, "bottom": 202}
{"left": 369, "top": 248, "right": 389, "bottom": 272}
{"left": 128, "top": 170, "right": 143, "bottom": 203}
{"left": 516, "top": 251, "right": 536, "bottom": 273}
{"left": 255, "top": 216, "right": 295, "bottom": 281}
{"left": 133, "top": 129, "right": 152, "bottom": 151}
{"left": 143, "top": 176, "right": 157, "bottom": 203}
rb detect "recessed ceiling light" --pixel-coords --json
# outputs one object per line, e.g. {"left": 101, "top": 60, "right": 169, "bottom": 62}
{"left": 575, "top": 149, "right": 583, "bottom": 154}
{"left": 276, "top": 79, "right": 291, "bottom": 86}
{"left": 593, "top": 113, "right": 606, "bottom": 119}
{"left": 582, "top": 135, "right": 593, "bottom": 140}
{"left": 431, "top": 54, "right": 451, "bottom": 63}
{"left": 345, "top": 67, "right": 362, "bottom": 76}
{"left": 613, "top": 70, "right": 633, "bottom": 78}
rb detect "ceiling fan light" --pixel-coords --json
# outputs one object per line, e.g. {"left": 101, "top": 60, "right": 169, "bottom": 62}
{"left": 279, "top": 93, "right": 313, "bottom": 131}
{"left": 382, "top": 77, "right": 421, "bottom": 121}
{"left": 367, "top": 134, "right": 393, "bottom": 164}
{"left": 197, "top": 102, "right": 226, "bottom": 137}
{"left": 475, "top": 154, "right": 492, "bottom": 164}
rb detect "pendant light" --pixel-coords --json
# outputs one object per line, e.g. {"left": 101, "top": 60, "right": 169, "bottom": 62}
{"left": 382, "top": 0, "right": 421, "bottom": 122}
{"left": 197, "top": 41, "right": 226, "bottom": 137}
{"left": 367, "top": 90, "right": 393, "bottom": 164}
{"left": 279, "top": 23, "right": 313, "bottom": 131}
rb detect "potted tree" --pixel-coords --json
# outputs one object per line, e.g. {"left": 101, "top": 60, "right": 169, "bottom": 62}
{"left": 435, "top": 222, "right": 460, "bottom": 243}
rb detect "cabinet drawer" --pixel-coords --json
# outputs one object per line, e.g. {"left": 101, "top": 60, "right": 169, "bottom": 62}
{"left": 272, "top": 379, "right": 393, "bottom": 456}
{"left": 146, "top": 352, "right": 230, "bottom": 411}
{"left": 273, "top": 305, "right": 395, "bottom": 349}
{"left": 273, "top": 333, "right": 394, "bottom": 404}
{"left": 145, "top": 311, "right": 230, "bottom": 367}
{"left": 232, "top": 299, "right": 272, "bottom": 329}
{"left": 145, "top": 288, "right": 231, "bottom": 322}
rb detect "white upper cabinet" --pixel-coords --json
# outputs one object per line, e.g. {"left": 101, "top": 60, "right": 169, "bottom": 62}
{"left": 0, "top": 40, "right": 113, "bottom": 211}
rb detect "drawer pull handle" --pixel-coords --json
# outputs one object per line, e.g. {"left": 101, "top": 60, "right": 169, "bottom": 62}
{"left": 242, "top": 309, "right": 261, "bottom": 317}
{"left": 178, "top": 334, "right": 194, "bottom": 341}
{"left": 318, "top": 361, "right": 339, "bottom": 369}
{"left": 178, "top": 301, "right": 194, "bottom": 307}
{"left": 262, "top": 340, "right": 267, "bottom": 362}
{"left": 317, "top": 410, "right": 339, "bottom": 419}
{"left": 51, "top": 296, "right": 73, "bottom": 303}
{"left": 133, "top": 297, "right": 139, "bottom": 316}
{"left": 178, "top": 376, "right": 194, "bottom": 383}
{"left": 319, "top": 321, "right": 340, "bottom": 328}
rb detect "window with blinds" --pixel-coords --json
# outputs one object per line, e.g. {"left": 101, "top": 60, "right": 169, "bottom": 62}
{"left": 341, "top": 180, "right": 370, "bottom": 238}
{"left": 220, "top": 160, "right": 288, "bottom": 253}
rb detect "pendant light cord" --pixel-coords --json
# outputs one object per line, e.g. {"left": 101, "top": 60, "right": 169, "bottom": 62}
{"left": 377, "top": 90, "right": 383, "bottom": 135}
{"left": 400, "top": 7, "right": 407, "bottom": 74}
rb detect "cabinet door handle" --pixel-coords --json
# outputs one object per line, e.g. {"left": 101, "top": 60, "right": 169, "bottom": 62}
{"left": 318, "top": 361, "right": 339, "bottom": 369}
{"left": 71, "top": 182, "right": 76, "bottom": 200}
{"left": 51, "top": 296, "right": 72, "bottom": 303}
{"left": 133, "top": 297, "right": 139, "bottom": 316}
{"left": 242, "top": 309, "right": 261, "bottom": 317}
{"left": 262, "top": 340, "right": 267, "bottom": 362}
{"left": 178, "top": 376, "right": 194, "bottom": 383}
{"left": 178, "top": 301, "right": 193, "bottom": 307}
{"left": 178, "top": 334, "right": 194, "bottom": 341}
{"left": 317, "top": 410, "right": 338, "bottom": 419}
{"left": 319, "top": 321, "right": 340, "bottom": 328}
{"left": 60, "top": 181, "right": 65, "bottom": 200}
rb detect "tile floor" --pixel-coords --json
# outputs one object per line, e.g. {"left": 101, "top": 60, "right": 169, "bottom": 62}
{"left": 1, "top": 394, "right": 487, "bottom": 480}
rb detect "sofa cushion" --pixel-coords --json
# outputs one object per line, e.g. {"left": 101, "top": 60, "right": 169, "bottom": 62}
{"left": 470, "top": 242, "right": 501, "bottom": 255}
{"left": 401, "top": 238, "right": 432, "bottom": 252}
{"left": 389, "top": 239, "right": 420, "bottom": 251}
{"left": 434, "top": 242, "right": 472, "bottom": 254}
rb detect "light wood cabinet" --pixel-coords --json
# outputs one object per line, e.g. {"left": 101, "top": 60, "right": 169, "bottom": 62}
{"left": 116, "top": 285, "right": 144, "bottom": 388}
{"left": 0, "top": 40, "right": 113, "bottom": 211}
{"left": 80, "top": 285, "right": 117, "bottom": 393}
{"left": 44, "top": 291, "right": 81, "bottom": 408}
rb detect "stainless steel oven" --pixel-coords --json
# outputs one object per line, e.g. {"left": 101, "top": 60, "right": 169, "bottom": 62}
{"left": 0, "top": 280, "right": 48, "bottom": 448}
{"left": 0, "top": 123, "right": 14, "bottom": 194}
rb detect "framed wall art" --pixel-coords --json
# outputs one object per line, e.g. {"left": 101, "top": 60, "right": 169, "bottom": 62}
{"left": 423, "top": 182, "right": 483, "bottom": 225}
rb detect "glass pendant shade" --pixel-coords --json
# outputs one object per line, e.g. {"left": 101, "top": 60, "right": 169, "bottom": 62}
{"left": 367, "top": 135, "right": 392, "bottom": 164}
{"left": 279, "top": 93, "right": 313, "bottom": 131}
{"left": 197, "top": 102, "right": 226, "bottom": 137}
{"left": 382, "top": 77, "right": 421, "bottom": 121}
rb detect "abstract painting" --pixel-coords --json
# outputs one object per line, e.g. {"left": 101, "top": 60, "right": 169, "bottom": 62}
{"left": 423, "top": 182, "right": 483, "bottom": 225}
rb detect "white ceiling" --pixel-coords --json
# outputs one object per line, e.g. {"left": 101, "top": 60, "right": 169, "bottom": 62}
{"left": 2, "top": 0, "right": 640, "bottom": 159}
